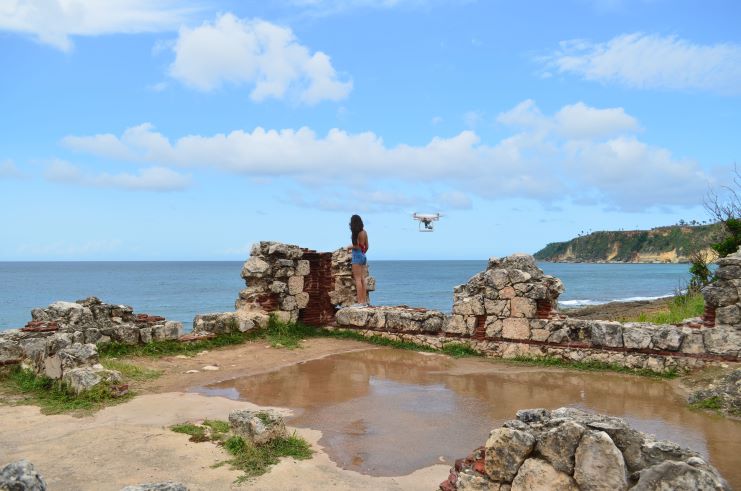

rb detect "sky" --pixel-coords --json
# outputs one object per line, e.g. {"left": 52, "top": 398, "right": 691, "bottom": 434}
{"left": 1, "top": 0, "right": 740, "bottom": 260}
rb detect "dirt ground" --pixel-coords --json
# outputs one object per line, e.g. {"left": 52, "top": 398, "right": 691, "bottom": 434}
{"left": 1, "top": 336, "right": 735, "bottom": 490}
{"left": 0, "top": 338, "right": 449, "bottom": 490}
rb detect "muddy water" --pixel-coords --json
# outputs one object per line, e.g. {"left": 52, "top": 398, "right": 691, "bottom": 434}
{"left": 193, "top": 349, "right": 741, "bottom": 486}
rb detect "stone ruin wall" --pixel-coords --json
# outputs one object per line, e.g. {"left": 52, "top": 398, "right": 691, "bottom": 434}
{"left": 333, "top": 252, "right": 741, "bottom": 373}
{"left": 191, "top": 240, "right": 739, "bottom": 373}
{"left": 0, "top": 296, "right": 182, "bottom": 393}
{"left": 701, "top": 248, "right": 741, "bottom": 328}
{"left": 193, "top": 241, "right": 375, "bottom": 334}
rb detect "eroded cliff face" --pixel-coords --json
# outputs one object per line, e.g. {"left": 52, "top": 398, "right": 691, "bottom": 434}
{"left": 535, "top": 225, "right": 723, "bottom": 263}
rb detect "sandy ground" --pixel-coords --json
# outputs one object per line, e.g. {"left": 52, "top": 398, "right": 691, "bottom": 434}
{"left": 0, "top": 338, "right": 449, "bottom": 490}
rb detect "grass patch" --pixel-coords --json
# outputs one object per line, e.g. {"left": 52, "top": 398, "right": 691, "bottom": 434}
{"left": 100, "top": 358, "right": 162, "bottom": 380}
{"left": 0, "top": 366, "right": 130, "bottom": 414}
{"left": 203, "top": 419, "right": 230, "bottom": 433}
{"left": 507, "top": 355, "right": 678, "bottom": 379}
{"left": 264, "top": 316, "right": 316, "bottom": 349}
{"left": 223, "top": 434, "right": 313, "bottom": 481}
{"left": 171, "top": 421, "right": 313, "bottom": 481}
{"left": 98, "top": 330, "right": 257, "bottom": 359}
{"left": 441, "top": 342, "right": 482, "bottom": 358}
{"left": 690, "top": 396, "right": 724, "bottom": 411}
{"left": 171, "top": 422, "right": 209, "bottom": 442}
{"left": 629, "top": 292, "right": 705, "bottom": 324}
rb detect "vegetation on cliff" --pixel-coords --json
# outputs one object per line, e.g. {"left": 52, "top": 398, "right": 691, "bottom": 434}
{"left": 534, "top": 223, "right": 724, "bottom": 263}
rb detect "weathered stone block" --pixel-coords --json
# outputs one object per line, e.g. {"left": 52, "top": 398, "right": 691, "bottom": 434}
{"left": 591, "top": 321, "right": 623, "bottom": 348}
{"left": 511, "top": 458, "right": 578, "bottom": 491}
{"left": 139, "top": 326, "right": 153, "bottom": 344}
{"left": 500, "top": 286, "right": 517, "bottom": 299}
{"left": 295, "top": 292, "right": 310, "bottom": 309}
{"left": 336, "top": 307, "right": 370, "bottom": 327}
{"left": 502, "top": 318, "right": 530, "bottom": 339}
{"left": 0, "top": 460, "right": 47, "bottom": 491}
{"left": 269, "top": 281, "right": 287, "bottom": 294}
{"left": 485, "top": 318, "right": 503, "bottom": 338}
{"left": 62, "top": 366, "right": 122, "bottom": 394}
{"left": 716, "top": 305, "right": 741, "bottom": 326}
{"left": 241, "top": 257, "right": 270, "bottom": 278}
{"left": 510, "top": 298, "right": 536, "bottom": 318}
{"left": 702, "top": 327, "right": 740, "bottom": 356}
{"left": 120, "top": 482, "right": 188, "bottom": 491}
{"left": 622, "top": 324, "right": 652, "bottom": 349}
{"left": 574, "top": 430, "right": 628, "bottom": 491}
{"left": 536, "top": 420, "right": 585, "bottom": 474}
{"left": 287, "top": 276, "right": 304, "bottom": 295}
{"left": 651, "top": 326, "right": 684, "bottom": 351}
{"left": 484, "top": 428, "right": 535, "bottom": 481}
{"left": 296, "top": 260, "right": 310, "bottom": 276}
{"left": 229, "top": 409, "right": 287, "bottom": 445}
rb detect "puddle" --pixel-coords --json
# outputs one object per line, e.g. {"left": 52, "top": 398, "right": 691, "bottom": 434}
{"left": 192, "top": 349, "right": 741, "bottom": 486}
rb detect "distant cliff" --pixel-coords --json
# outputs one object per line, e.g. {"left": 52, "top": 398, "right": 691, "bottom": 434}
{"left": 534, "top": 224, "right": 723, "bottom": 263}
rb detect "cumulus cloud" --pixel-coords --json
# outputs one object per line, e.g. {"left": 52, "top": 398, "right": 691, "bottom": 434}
{"left": 44, "top": 160, "right": 190, "bottom": 191}
{"left": 0, "top": 0, "right": 197, "bottom": 51}
{"left": 168, "top": 13, "right": 352, "bottom": 104}
{"left": 61, "top": 100, "right": 714, "bottom": 210}
{"left": 542, "top": 33, "right": 741, "bottom": 95}
{"left": 0, "top": 160, "right": 23, "bottom": 178}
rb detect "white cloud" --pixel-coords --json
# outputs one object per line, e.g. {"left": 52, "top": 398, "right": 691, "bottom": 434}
{"left": 61, "top": 100, "right": 714, "bottom": 210}
{"left": 169, "top": 13, "right": 352, "bottom": 104}
{"left": 0, "top": 0, "right": 198, "bottom": 52}
{"left": 44, "top": 159, "right": 190, "bottom": 191}
{"left": 497, "top": 100, "right": 638, "bottom": 139}
{"left": 283, "top": 0, "right": 457, "bottom": 16}
{"left": 0, "top": 160, "right": 23, "bottom": 178}
{"left": 553, "top": 102, "right": 638, "bottom": 139}
{"left": 542, "top": 33, "right": 741, "bottom": 95}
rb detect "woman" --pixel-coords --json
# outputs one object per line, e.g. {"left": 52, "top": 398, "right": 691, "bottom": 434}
{"left": 349, "top": 214, "right": 369, "bottom": 306}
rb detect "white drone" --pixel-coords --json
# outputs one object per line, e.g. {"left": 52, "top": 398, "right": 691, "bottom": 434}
{"left": 412, "top": 212, "right": 443, "bottom": 232}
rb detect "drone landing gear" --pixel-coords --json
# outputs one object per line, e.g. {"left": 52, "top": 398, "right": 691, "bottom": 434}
{"left": 418, "top": 222, "right": 434, "bottom": 232}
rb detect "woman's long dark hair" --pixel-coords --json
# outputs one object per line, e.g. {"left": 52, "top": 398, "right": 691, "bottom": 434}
{"left": 350, "top": 215, "right": 364, "bottom": 245}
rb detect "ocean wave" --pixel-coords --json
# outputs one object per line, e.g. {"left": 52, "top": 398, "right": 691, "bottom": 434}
{"left": 559, "top": 293, "right": 674, "bottom": 307}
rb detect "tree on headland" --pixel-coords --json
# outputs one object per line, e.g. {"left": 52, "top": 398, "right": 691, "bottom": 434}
{"left": 705, "top": 164, "right": 741, "bottom": 258}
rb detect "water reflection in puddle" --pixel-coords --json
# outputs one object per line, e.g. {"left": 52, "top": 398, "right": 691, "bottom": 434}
{"left": 192, "top": 349, "right": 740, "bottom": 486}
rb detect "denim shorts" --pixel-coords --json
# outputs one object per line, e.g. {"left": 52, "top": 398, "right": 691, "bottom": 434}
{"left": 351, "top": 248, "right": 367, "bottom": 265}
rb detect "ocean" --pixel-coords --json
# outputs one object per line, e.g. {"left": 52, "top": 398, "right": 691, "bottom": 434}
{"left": 0, "top": 261, "right": 694, "bottom": 332}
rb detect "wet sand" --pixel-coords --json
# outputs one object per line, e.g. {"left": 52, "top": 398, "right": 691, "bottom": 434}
{"left": 195, "top": 349, "right": 741, "bottom": 487}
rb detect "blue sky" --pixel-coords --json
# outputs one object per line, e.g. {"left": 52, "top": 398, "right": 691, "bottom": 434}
{"left": 1, "top": 0, "right": 739, "bottom": 260}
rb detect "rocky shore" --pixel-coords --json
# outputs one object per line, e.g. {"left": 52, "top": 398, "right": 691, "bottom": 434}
{"left": 562, "top": 297, "right": 673, "bottom": 322}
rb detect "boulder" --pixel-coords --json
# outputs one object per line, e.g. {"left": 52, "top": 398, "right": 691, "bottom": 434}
{"left": 511, "top": 458, "right": 578, "bottom": 491}
{"left": 535, "top": 420, "right": 585, "bottom": 474}
{"left": 62, "top": 366, "right": 122, "bottom": 394}
{"left": 0, "top": 460, "right": 47, "bottom": 490}
{"left": 573, "top": 430, "right": 628, "bottom": 491}
{"left": 58, "top": 343, "right": 99, "bottom": 371}
{"left": 228, "top": 409, "right": 287, "bottom": 445}
{"left": 484, "top": 428, "right": 535, "bottom": 482}
{"left": 632, "top": 461, "right": 730, "bottom": 491}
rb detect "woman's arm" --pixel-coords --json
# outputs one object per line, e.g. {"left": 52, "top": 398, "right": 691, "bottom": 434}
{"left": 360, "top": 230, "right": 369, "bottom": 251}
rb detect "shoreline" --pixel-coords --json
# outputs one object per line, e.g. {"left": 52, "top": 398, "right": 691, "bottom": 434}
{"left": 561, "top": 296, "right": 674, "bottom": 321}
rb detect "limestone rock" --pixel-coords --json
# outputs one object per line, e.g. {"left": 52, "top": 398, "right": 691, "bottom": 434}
{"left": 241, "top": 257, "right": 270, "bottom": 278}
{"left": 484, "top": 428, "right": 535, "bottom": 481}
{"left": 535, "top": 420, "right": 585, "bottom": 474}
{"left": 58, "top": 343, "right": 99, "bottom": 371}
{"left": 591, "top": 321, "right": 623, "bottom": 348}
{"left": 632, "top": 461, "right": 730, "bottom": 491}
{"left": 120, "top": 482, "right": 189, "bottom": 491}
{"left": 651, "top": 326, "right": 684, "bottom": 351}
{"left": 0, "top": 460, "right": 47, "bottom": 490}
{"left": 511, "top": 458, "right": 578, "bottom": 491}
{"left": 62, "top": 366, "right": 122, "bottom": 394}
{"left": 229, "top": 409, "right": 287, "bottom": 445}
{"left": 573, "top": 430, "right": 627, "bottom": 491}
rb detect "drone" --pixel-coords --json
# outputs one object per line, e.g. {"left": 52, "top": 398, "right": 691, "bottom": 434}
{"left": 412, "top": 212, "right": 443, "bottom": 232}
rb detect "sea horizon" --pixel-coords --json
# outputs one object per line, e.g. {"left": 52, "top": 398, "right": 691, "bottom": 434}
{"left": 0, "top": 260, "right": 694, "bottom": 332}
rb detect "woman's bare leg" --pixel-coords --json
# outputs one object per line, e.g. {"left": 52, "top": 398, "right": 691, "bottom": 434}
{"left": 352, "top": 263, "right": 367, "bottom": 304}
